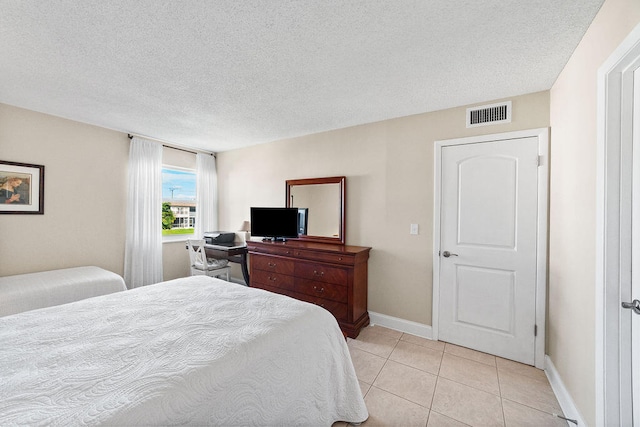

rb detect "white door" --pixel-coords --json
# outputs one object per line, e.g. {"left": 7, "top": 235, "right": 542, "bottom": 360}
{"left": 439, "top": 137, "right": 539, "bottom": 364}
{"left": 597, "top": 22, "right": 640, "bottom": 426}
{"left": 629, "top": 67, "right": 640, "bottom": 426}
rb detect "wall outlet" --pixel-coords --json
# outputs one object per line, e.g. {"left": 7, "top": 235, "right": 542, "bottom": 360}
{"left": 410, "top": 223, "right": 419, "bottom": 235}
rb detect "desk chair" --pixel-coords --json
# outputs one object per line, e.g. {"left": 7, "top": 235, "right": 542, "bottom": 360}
{"left": 186, "top": 239, "right": 231, "bottom": 281}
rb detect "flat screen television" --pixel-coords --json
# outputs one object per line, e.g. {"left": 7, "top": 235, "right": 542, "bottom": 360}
{"left": 250, "top": 207, "right": 299, "bottom": 241}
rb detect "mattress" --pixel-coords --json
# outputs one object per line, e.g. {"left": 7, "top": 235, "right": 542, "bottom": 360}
{"left": 0, "top": 266, "right": 127, "bottom": 317}
{"left": 0, "top": 276, "right": 367, "bottom": 426}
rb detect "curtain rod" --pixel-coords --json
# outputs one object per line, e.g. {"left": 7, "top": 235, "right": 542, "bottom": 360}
{"left": 127, "top": 133, "right": 214, "bottom": 156}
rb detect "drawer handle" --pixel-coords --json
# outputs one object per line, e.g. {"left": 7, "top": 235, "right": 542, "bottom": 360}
{"left": 313, "top": 286, "right": 325, "bottom": 293}
{"left": 268, "top": 262, "right": 276, "bottom": 268}
{"left": 338, "top": 257, "right": 343, "bottom": 261}
{"left": 313, "top": 270, "right": 325, "bottom": 277}
{"left": 268, "top": 276, "right": 277, "bottom": 282}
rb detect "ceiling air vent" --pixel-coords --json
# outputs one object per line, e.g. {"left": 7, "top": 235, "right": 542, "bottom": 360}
{"left": 466, "top": 101, "right": 512, "bottom": 128}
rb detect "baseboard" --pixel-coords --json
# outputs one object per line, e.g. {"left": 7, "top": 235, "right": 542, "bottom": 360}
{"left": 544, "top": 355, "right": 585, "bottom": 426}
{"left": 368, "top": 311, "right": 433, "bottom": 339}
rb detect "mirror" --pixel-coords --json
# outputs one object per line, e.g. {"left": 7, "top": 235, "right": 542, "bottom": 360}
{"left": 286, "top": 176, "right": 346, "bottom": 245}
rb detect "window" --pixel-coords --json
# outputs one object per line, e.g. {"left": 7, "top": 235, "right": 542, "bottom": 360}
{"left": 162, "top": 167, "right": 196, "bottom": 237}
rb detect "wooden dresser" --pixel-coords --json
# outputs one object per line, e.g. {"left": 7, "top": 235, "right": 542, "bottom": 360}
{"left": 247, "top": 240, "right": 371, "bottom": 338}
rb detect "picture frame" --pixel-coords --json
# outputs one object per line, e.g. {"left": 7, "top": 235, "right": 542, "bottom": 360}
{"left": 0, "top": 160, "right": 45, "bottom": 214}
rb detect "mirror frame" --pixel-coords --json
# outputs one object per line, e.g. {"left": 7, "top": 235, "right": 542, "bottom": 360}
{"left": 286, "top": 176, "right": 346, "bottom": 245}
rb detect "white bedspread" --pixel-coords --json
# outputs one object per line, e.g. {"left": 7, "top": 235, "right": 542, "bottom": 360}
{"left": 0, "top": 266, "right": 127, "bottom": 317}
{"left": 0, "top": 276, "right": 368, "bottom": 426}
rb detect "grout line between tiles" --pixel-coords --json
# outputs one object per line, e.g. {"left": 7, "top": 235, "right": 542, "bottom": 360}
{"left": 386, "top": 353, "right": 443, "bottom": 377}
{"left": 436, "top": 373, "right": 503, "bottom": 398}
{"left": 430, "top": 409, "right": 474, "bottom": 427}
{"left": 369, "top": 359, "right": 389, "bottom": 389}
{"left": 443, "top": 342, "right": 498, "bottom": 364}
{"left": 499, "top": 389, "right": 507, "bottom": 426}
{"left": 366, "top": 333, "right": 442, "bottom": 411}
{"left": 365, "top": 336, "right": 402, "bottom": 391}
{"left": 368, "top": 383, "right": 432, "bottom": 411}
{"left": 428, "top": 376, "right": 440, "bottom": 413}
{"left": 500, "top": 396, "right": 564, "bottom": 418}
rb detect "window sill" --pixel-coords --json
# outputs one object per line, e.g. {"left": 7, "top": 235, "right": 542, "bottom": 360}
{"left": 162, "top": 235, "right": 195, "bottom": 244}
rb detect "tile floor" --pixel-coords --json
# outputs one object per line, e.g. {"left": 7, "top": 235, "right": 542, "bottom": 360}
{"left": 339, "top": 325, "right": 567, "bottom": 427}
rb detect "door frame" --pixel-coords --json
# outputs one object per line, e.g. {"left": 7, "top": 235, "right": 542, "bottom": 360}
{"left": 596, "top": 22, "right": 640, "bottom": 427}
{"left": 432, "top": 128, "right": 549, "bottom": 369}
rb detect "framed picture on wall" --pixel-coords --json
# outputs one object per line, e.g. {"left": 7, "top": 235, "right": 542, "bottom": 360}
{"left": 0, "top": 160, "right": 45, "bottom": 214}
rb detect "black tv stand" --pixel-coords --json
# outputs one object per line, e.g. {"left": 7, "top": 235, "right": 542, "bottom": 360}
{"left": 262, "top": 237, "right": 288, "bottom": 242}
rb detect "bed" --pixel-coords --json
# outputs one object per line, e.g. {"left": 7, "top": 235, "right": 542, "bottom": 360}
{"left": 0, "top": 266, "right": 127, "bottom": 317}
{"left": 0, "top": 275, "right": 368, "bottom": 426}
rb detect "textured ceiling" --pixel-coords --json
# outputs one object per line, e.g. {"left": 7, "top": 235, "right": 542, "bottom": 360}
{"left": 0, "top": 1, "right": 604, "bottom": 152}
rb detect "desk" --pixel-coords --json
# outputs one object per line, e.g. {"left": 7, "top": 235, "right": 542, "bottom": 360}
{"left": 203, "top": 243, "right": 250, "bottom": 284}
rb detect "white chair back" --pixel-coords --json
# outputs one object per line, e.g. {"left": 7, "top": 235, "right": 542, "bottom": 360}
{"left": 186, "top": 239, "right": 231, "bottom": 281}
{"left": 187, "top": 239, "right": 207, "bottom": 269}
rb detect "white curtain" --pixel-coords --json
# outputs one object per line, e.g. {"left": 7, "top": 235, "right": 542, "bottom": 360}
{"left": 194, "top": 153, "right": 218, "bottom": 237}
{"left": 124, "top": 137, "right": 163, "bottom": 288}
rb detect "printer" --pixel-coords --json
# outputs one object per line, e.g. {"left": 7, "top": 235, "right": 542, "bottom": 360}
{"left": 203, "top": 231, "right": 236, "bottom": 244}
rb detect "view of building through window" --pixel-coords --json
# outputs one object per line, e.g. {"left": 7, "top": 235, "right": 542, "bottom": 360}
{"left": 162, "top": 167, "right": 196, "bottom": 236}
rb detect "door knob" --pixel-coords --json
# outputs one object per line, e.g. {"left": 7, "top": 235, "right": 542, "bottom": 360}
{"left": 442, "top": 251, "right": 459, "bottom": 258}
{"left": 621, "top": 299, "right": 640, "bottom": 315}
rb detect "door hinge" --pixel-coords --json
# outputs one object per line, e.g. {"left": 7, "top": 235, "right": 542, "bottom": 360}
{"left": 536, "top": 155, "right": 541, "bottom": 166}
{"left": 534, "top": 325, "right": 538, "bottom": 336}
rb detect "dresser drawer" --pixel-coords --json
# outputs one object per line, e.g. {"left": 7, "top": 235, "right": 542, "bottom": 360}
{"left": 292, "top": 291, "right": 348, "bottom": 321}
{"left": 251, "top": 269, "right": 295, "bottom": 292}
{"left": 295, "top": 279, "right": 347, "bottom": 303}
{"left": 248, "top": 244, "right": 296, "bottom": 258}
{"left": 293, "top": 249, "right": 355, "bottom": 265}
{"left": 269, "top": 246, "right": 296, "bottom": 257}
{"left": 295, "top": 262, "right": 347, "bottom": 284}
{"left": 251, "top": 254, "right": 295, "bottom": 275}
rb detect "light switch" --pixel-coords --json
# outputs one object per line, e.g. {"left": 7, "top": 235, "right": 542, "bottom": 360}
{"left": 410, "top": 223, "right": 419, "bottom": 235}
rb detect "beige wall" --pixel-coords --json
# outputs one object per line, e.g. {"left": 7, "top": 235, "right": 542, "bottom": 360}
{"left": 217, "top": 91, "right": 549, "bottom": 325}
{"left": 0, "top": 103, "right": 191, "bottom": 282}
{"left": 548, "top": 0, "right": 640, "bottom": 425}
{"left": 0, "top": 104, "right": 129, "bottom": 277}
